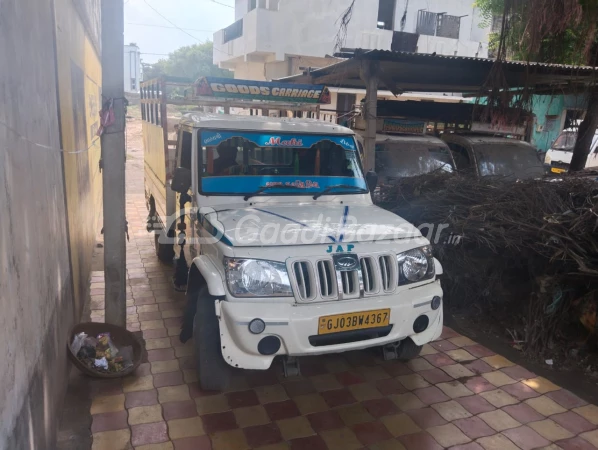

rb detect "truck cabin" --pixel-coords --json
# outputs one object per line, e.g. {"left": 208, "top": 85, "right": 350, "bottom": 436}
{"left": 174, "top": 114, "right": 369, "bottom": 202}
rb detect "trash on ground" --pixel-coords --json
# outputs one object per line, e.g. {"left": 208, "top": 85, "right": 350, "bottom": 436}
{"left": 70, "top": 332, "right": 133, "bottom": 374}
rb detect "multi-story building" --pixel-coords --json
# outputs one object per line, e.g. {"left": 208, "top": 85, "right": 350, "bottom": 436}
{"left": 213, "top": 0, "right": 488, "bottom": 119}
{"left": 124, "top": 43, "right": 142, "bottom": 93}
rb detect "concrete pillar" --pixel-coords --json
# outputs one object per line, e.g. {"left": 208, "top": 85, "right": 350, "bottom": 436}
{"left": 360, "top": 61, "right": 379, "bottom": 172}
{"left": 101, "top": 0, "right": 127, "bottom": 327}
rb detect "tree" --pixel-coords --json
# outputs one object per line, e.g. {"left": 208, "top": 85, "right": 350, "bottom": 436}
{"left": 143, "top": 41, "right": 232, "bottom": 81}
{"left": 475, "top": 0, "right": 598, "bottom": 171}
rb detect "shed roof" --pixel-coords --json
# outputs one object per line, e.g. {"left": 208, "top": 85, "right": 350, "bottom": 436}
{"left": 278, "top": 50, "right": 598, "bottom": 94}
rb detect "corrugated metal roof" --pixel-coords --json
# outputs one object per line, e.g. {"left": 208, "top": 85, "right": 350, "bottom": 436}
{"left": 278, "top": 49, "right": 598, "bottom": 94}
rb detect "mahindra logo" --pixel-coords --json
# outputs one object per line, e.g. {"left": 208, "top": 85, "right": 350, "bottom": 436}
{"left": 333, "top": 254, "right": 359, "bottom": 271}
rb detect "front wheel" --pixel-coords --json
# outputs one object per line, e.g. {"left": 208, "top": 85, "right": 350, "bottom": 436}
{"left": 396, "top": 338, "right": 422, "bottom": 361}
{"left": 193, "top": 286, "right": 230, "bottom": 391}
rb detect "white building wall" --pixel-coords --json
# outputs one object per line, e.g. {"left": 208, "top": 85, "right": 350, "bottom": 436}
{"left": 124, "top": 44, "right": 141, "bottom": 93}
{"left": 215, "top": 0, "right": 491, "bottom": 71}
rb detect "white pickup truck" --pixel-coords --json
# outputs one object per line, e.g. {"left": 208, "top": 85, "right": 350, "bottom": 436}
{"left": 160, "top": 113, "right": 444, "bottom": 391}
{"left": 544, "top": 127, "right": 598, "bottom": 173}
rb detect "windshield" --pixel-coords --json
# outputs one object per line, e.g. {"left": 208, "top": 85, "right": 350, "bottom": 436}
{"left": 375, "top": 141, "right": 455, "bottom": 179}
{"left": 474, "top": 142, "right": 544, "bottom": 179}
{"left": 552, "top": 131, "right": 577, "bottom": 151}
{"left": 199, "top": 130, "right": 366, "bottom": 195}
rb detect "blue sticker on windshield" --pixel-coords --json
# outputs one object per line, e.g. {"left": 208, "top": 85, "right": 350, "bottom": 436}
{"left": 201, "top": 131, "right": 356, "bottom": 150}
{"left": 202, "top": 176, "right": 366, "bottom": 194}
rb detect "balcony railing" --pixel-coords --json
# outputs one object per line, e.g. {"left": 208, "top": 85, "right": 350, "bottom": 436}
{"left": 223, "top": 19, "right": 243, "bottom": 43}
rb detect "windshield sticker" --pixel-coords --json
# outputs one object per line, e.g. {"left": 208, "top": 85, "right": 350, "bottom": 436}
{"left": 202, "top": 176, "right": 366, "bottom": 194}
{"left": 265, "top": 137, "right": 303, "bottom": 147}
{"left": 201, "top": 131, "right": 357, "bottom": 150}
{"left": 265, "top": 180, "right": 320, "bottom": 188}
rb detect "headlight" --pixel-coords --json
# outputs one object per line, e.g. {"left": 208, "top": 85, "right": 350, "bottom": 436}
{"left": 397, "top": 246, "right": 435, "bottom": 284}
{"left": 225, "top": 258, "right": 293, "bottom": 298}
{"left": 544, "top": 153, "right": 551, "bottom": 164}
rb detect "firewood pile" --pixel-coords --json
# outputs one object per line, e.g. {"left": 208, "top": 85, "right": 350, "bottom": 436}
{"left": 376, "top": 174, "right": 598, "bottom": 360}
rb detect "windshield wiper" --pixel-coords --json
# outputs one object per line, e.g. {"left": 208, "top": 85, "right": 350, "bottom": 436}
{"left": 243, "top": 184, "right": 300, "bottom": 201}
{"left": 313, "top": 185, "right": 368, "bottom": 200}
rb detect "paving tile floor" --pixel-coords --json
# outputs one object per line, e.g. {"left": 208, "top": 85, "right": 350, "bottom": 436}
{"left": 85, "top": 120, "right": 598, "bottom": 450}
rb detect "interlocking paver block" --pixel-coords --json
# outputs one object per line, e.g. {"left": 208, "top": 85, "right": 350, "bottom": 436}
{"left": 479, "top": 389, "right": 519, "bottom": 408}
{"left": 91, "top": 394, "right": 126, "bottom": 415}
{"left": 128, "top": 404, "right": 163, "bottom": 425}
{"left": 381, "top": 413, "right": 421, "bottom": 437}
{"left": 478, "top": 409, "right": 521, "bottom": 431}
{"left": 523, "top": 377, "right": 561, "bottom": 394}
{"left": 432, "top": 400, "right": 472, "bottom": 421}
{"left": 525, "top": 396, "right": 568, "bottom": 416}
{"left": 91, "top": 429, "right": 131, "bottom": 450}
{"left": 529, "top": 419, "right": 574, "bottom": 441}
{"left": 427, "top": 423, "right": 471, "bottom": 447}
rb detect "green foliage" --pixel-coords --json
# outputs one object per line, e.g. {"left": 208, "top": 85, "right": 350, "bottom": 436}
{"left": 143, "top": 41, "right": 232, "bottom": 81}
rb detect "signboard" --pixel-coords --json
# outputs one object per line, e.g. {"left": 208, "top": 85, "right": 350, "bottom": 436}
{"left": 380, "top": 118, "right": 426, "bottom": 134}
{"left": 471, "top": 122, "right": 526, "bottom": 136}
{"left": 194, "top": 77, "right": 331, "bottom": 104}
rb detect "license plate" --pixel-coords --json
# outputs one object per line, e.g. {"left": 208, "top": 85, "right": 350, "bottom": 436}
{"left": 318, "top": 309, "right": 391, "bottom": 335}
{"left": 551, "top": 167, "right": 566, "bottom": 174}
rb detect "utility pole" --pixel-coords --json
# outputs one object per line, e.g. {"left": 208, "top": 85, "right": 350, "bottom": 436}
{"left": 101, "top": 0, "right": 127, "bottom": 327}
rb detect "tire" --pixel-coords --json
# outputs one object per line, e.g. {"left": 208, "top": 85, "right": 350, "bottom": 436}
{"left": 193, "top": 286, "right": 230, "bottom": 391}
{"left": 396, "top": 338, "right": 423, "bottom": 361}
{"left": 155, "top": 231, "right": 174, "bottom": 263}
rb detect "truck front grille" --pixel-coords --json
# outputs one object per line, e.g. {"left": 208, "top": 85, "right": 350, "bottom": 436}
{"left": 291, "top": 253, "right": 397, "bottom": 302}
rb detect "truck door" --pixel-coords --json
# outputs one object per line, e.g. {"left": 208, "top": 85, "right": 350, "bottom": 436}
{"left": 174, "top": 128, "right": 196, "bottom": 263}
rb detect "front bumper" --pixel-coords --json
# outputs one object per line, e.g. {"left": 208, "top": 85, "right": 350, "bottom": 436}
{"left": 217, "top": 280, "right": 443, "bottom": 370}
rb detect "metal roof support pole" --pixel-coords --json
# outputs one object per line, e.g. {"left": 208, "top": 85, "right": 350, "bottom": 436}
{"left": 360, "top": 60, "right": 380, "bottom": 171}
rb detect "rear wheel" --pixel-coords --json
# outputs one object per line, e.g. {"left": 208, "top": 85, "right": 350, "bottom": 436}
{"left": 193, "top": 286, "right": 230, "bottom": 391}
{"left": 155, "top": 230, "right": 174, "bottom": 263}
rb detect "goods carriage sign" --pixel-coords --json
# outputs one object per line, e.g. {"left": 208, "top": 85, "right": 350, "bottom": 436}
{"left": 193, "top": 77, "right": 332, "bottom": 104}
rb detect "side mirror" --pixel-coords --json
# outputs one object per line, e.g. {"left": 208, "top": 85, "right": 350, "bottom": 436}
{"left": 171, "top": 167, "right": 191, "bottom": 193}
{"left": 365, "top": 171, "right": 378, "bottom": 192}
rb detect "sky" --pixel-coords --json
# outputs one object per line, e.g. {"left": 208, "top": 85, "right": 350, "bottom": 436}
{"left": 124, "top": 0, "right": 236, "bottom": 64}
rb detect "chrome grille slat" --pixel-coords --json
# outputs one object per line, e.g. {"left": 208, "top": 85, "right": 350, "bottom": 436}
{"left": 317, "top": 260, "right": 336, "bottom": 298}
{"left": 360, "top": 257, "right": 376, "bottom": 294}
{"left": 379, "top": 255, "right": 394, "bottom": 291}
{"left": 293, "top": 261, "right": 314, "bottom": 301}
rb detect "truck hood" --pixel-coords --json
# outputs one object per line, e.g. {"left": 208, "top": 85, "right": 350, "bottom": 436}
{"left": 203, "top": 204, "right": 422, "bottom": 247}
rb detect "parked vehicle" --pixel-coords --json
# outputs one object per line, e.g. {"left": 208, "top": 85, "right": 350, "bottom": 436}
{"left": 162, "top": 113, "right": 444, "bottom": 390}
{"left": 441, "top": 134, "right": 545, "bottom": 180}
{"left": 354, "top": 134, "right": 455, "bottom": 181}
{"left": 374, "top": 134, "right": 455, "bottom": 181}
{"left": 544, "top": 128, "right": 598, "bottom": 174}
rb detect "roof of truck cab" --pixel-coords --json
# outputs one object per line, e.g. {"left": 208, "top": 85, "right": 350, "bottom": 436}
{"left": 442, "top": 134, "right": 534, "bottom": 146}
{"left": 374, "top": 134, "right": 448, "bottom": 145}
{"left": 180, "top": 113, "right": 354, "bottom": 135}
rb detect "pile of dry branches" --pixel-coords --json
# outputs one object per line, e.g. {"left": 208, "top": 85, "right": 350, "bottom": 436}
{"left": 377, "top": 174, "right": 598, "bottom": 358}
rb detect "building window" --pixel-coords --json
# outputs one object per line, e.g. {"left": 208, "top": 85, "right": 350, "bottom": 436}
{"left": 223, "top": 19, "right": 243, "bottom": 43}
{"left": 377, "top": 0, "right": 396, "bottom": 30}
{"left": 417, "top": 10, "right": 462, "bottom": 39}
